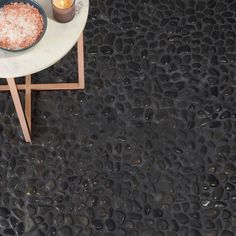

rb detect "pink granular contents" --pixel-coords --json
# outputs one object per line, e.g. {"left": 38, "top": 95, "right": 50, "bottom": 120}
{"left": 0, "top": 2, "right": 44, "bottom": 50}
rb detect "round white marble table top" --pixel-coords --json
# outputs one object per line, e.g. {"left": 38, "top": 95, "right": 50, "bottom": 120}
{"left": 0, "top": 0, "right": 89, "bottom": 78}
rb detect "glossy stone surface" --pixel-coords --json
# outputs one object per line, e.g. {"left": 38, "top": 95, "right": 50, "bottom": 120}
{"left": 1, "top": 0, "right": 236, "bottom": 235}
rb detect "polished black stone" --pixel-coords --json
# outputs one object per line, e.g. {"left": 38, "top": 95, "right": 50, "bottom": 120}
{"left": 1, "top": 0, "right": 236, "bottom": 235}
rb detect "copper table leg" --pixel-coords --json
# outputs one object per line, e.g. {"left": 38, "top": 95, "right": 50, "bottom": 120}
{"left": 7, "top": 78, "right": 31, "bottom": 143}
{"left": 25, "top": 75, "right": 32, "bottom": 132}
{"left": 77, "top": 32, "right": 85, "bottom": 89}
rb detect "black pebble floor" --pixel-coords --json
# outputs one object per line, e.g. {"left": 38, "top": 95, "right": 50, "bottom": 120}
{"left": 1, "top": 0, "right": 236, "bottom": 235}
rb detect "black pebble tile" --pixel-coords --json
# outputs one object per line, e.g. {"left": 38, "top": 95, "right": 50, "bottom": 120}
{"left": 1, "top": 0, "right": 236, "bottom": 235}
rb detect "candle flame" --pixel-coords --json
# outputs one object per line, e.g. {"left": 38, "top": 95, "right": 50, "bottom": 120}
{"left": 53, "top": 0, "right": 73, "bottom": 9}
{"left": 60, "top": 0, "right": 64, "bottom": 7}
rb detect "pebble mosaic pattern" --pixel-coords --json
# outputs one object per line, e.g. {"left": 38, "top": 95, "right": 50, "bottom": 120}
{"left": 1, "top": 0, "right": 236, "bottom": 235}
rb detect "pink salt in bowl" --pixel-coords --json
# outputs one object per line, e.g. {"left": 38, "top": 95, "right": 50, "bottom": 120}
{"left": 0, "top": 0, "right": 47, "bottom": 52}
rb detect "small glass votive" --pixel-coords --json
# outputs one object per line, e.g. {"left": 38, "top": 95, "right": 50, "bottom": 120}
{"left": 51, "top": 0, "right": 75, "bottom": 23}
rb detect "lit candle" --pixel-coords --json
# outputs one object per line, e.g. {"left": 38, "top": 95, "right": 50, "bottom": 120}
{"left": 51, "top": 0, "right": 75, "bottom": 23}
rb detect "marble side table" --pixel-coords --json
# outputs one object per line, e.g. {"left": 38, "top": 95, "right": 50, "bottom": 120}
{"left": 0, "top": 0, "right": 89, "bottom": 142}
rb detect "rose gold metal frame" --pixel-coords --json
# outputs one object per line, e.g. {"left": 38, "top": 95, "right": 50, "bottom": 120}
{"left": 1, "top": 33, "right": 84, "bottom": 142}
